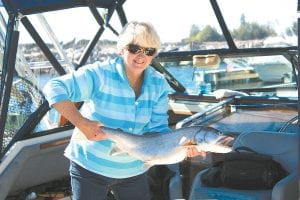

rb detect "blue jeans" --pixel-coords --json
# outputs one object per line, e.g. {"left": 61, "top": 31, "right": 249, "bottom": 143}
{"left": 69, "top": 161, "right": 151, "bottom": 200}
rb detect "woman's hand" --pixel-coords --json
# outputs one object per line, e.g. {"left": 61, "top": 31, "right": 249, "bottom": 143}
{"left": 186, "top": 146, "right": 207, "bottom": 158}
{"left": 53, "top": 100, "right": 106, "bottom": 141}
{"left": 76, "top": 118, "right": 107, "bottom": 141}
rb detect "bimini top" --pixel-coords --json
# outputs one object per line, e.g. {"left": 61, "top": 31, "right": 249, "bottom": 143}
{"left": 1, "top": 0, "right": 124, "bottom": 15}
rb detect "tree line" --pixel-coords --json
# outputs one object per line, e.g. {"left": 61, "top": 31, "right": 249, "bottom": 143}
{"left": 186, "top": 14, "right": 297, "bottom": 43}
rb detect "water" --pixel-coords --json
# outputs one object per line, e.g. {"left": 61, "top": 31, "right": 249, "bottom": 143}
{"left": 199, "top": 83, "right": 211, "bottom": 94}
{"left": 166, "top": 66, "right": 197, "bottom": 93}
{"left": 166, "top": 66, "right": 211, "bottom": 94}
{"left": 37, "top": 72, "right": 57, "bottom": 89}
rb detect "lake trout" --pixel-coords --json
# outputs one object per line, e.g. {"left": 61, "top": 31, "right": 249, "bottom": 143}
{"left": 101, "top": 125, "right": 232, "bottom": 167}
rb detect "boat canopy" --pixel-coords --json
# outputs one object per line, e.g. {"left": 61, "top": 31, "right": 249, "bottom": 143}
{"left": 2, "top": 0, "right": 124, "bottom": 15}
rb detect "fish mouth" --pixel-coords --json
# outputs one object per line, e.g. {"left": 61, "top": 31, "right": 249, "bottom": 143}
{"left": 215, "top": 135, "right": 235, "bottom": 146}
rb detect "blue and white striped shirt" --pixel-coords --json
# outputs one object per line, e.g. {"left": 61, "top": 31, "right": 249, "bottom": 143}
{"left": 43, "top": 57, "right": 171, "bottom": 178}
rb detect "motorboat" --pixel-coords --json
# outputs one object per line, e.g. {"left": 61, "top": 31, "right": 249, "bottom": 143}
{"left": 0, "top": 0, "right": 298, "bottom": 199}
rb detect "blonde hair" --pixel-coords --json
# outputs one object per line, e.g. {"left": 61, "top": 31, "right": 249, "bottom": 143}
{"left": 117, "top": 21, "right": 161, "bottom": 55}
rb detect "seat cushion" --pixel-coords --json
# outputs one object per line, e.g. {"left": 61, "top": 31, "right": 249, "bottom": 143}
{"left": 189, "top": 170, "right": 272, "bottom": 200}
{"left": 233, "top": 131, "right": 298, "bottom": 172}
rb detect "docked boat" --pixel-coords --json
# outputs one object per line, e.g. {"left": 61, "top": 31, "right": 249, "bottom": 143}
{"left": 0, "top": 0, "right": 298, "bottom": 199}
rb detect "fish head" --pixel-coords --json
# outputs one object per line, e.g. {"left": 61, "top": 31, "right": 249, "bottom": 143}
{"left": 194, "top": 126, "right": 234, "bottom": 153}
{"left": 193, "top": 126, "right": 222, "bottom": 144}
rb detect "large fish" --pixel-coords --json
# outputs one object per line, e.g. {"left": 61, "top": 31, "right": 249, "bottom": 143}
{"left": 101, "top": 125, "right": 232, "bottom": 167}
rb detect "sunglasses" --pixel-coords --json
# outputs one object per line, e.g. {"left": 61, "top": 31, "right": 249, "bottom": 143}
{"left": 126, "top": 44, "right": 156, "bottom": 56}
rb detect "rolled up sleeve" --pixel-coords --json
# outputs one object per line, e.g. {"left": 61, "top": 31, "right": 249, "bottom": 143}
{"left": 43, "top": 65, "right": 97, "bottom": 106}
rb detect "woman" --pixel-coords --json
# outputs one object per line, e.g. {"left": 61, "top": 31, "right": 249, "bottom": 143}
{"left": 44, "top": 21, "right": 200, "bottom": 200}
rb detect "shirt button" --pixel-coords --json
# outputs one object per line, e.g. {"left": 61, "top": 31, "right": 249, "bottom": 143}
{"left": 135, "top": 101, "right": 139, "bottom": 105}
{"left": 129, "top": 128, "right": 133, "bottom": 132}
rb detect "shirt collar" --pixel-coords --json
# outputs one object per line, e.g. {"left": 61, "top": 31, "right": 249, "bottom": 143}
{"left": 115, "top": 57, "right": 127, "bottom": 82}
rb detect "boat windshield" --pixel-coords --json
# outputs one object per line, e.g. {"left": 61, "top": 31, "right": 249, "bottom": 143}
{"left": 124, "top": 0, "right": 297, "bottom": 94}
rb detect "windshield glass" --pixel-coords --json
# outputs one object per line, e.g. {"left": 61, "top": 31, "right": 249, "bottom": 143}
{"left": 123, "top": 0, "right": 298, "bottom": 96}
{"left": 163, "top": 55, "right": 297, "bottom": 97}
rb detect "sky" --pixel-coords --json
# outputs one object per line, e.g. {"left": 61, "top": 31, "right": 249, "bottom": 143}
{"left": 6, "top": 0, "right": 297, "bottom": 44}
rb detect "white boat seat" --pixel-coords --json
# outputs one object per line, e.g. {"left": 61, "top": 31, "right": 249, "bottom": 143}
{"left": 189, "top": 131, "right": 298, "bottom": 200}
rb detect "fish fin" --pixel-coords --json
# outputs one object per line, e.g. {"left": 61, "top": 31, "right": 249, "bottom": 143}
{"left": 109, "top": 144, "right": 124, "bottom": 156}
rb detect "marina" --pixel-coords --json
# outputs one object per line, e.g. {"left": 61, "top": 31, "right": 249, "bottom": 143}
{"left": 0, "top": 0, "right": 298, "bottom": 200}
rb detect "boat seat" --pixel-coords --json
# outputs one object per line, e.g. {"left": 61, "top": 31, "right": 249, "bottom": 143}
{"left": 189, "top": 131, "right": 298, "bottom": 200}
